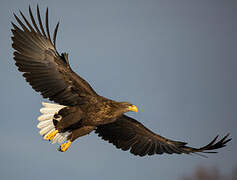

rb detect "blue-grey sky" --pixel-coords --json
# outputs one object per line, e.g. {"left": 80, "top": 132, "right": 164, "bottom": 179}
{"left": 0, "top": 0, "right": 236, "bottom": 179}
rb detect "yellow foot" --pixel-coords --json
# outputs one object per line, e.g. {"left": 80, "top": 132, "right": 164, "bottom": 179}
{"left": 59, "top": 140, "right": 72, "bottom": 152}
{"left": 45, "top": 130, "right": 59, "bottom": 141}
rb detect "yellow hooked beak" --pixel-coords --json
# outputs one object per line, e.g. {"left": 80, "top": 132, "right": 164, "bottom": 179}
{"left": 128, "top": 105, "right": 138, "bottom": 112}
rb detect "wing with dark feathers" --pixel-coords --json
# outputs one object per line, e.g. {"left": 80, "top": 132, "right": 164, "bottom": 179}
{"left": 95, "top": 115, "right": 231, "bottom": 157}
{"left": 11, "top": 6, "right": 97, "bottom": 106}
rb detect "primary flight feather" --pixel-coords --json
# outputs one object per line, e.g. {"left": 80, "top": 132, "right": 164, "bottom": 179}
{"left": 11, "top": 6, "right": 231, "bottom": 156}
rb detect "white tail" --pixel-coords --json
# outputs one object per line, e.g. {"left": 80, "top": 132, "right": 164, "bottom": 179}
{"left": 37, "top": 102, "right": 70, "bottom": 144}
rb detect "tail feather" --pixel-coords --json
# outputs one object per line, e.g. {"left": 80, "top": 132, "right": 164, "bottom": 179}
{"left": 37, "top": 120, "right": 52, "bottom": 128}
{"left": 42, "top": 102, "right": 66, "bottom": 108}
{"left": 37, "top": 102, "right": 70, "bottom": 144}
{"left": 38, "top": 114, "right": 54, "bottom": 121}
{"left": 39, "top": 124, "right": 54, "bottom": 135}
{"left": 40, "top": 107, "right": 61, "bottom": 114}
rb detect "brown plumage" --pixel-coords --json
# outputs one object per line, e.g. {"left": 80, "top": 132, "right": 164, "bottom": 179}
{"left": 11, "top": 6, "right": 231, "bottom": 156}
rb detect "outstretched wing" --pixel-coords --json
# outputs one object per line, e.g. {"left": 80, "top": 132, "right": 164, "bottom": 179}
{"left": 95, "top": 115, "right": 231, "bottom": 157}
{"left": 11, "top": 6, "right": 97, "bottom": 106}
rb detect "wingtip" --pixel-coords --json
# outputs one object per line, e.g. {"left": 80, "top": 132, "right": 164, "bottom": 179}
{"left": 37, "top": 4, "right": 40, "bottom": 14}
{"left": 11, "top": 21, "right": 15, "bottom": 26}
{"left": 19, "top": 10, "right": 23, "bottom": 15}
{"left": 13, "top": 13, "right": 17, "bottom": 18}
{"left": 225, "top": 133, "right": 231, "bottom": 138}
{"left": 220, "top": 133, "right": 231, "bottom": 143}
{"left": 46, "top": 7, "right": 49, "bottom": 16}
{"left": 28, "top": 5, "right": 32, "bottom": 14}
{"left": 223, "top": 138, "right": 232, "bottom": 145}
{"left": 19, "top": 10, "right": 25, "bottom": 20}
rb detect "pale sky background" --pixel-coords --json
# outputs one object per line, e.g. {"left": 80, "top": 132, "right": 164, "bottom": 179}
{"left": 0, "top": 0, "right": 236, "bottom": 180}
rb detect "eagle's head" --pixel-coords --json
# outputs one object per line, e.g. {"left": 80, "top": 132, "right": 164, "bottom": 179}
{"left": 117, "top": 102, "right": 138, "bottom": 113}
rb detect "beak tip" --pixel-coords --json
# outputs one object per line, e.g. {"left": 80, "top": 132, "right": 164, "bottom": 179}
{"left": 129, "top": 105, "right": 138, "bottom": 112}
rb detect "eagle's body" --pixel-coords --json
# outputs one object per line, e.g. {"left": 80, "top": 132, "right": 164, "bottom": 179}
{"left": 11, "top": 6, "right": 231, "bottom": 156}
{"left": 52, "top": 97, "right": 134, "bottom": 142}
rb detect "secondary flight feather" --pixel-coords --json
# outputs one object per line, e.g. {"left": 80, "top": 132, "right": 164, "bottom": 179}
{"left": 11, "top": 6, "right": 231, "bottom": 156}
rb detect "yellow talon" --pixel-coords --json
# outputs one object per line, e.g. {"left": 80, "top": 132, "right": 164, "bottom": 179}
{"left": 59, "top": 140, "right": 72, "bottom": 152}
{"left": 45, "top": 130, "right": 58, "bottom": 141}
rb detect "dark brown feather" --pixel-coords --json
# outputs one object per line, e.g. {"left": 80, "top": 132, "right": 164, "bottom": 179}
{"left": 29, "top": 6, "right": 41, "bottom": 34}
{"left": 95, "top": 115, "right": 231, "bottom": 157}
{"left": 45, "top": 8, "right": 52, "bottom": 43}
{"left": 36, "top": 5, "right": 47, "bottom": 38}
{"left": 12, "top": 6, "right": 98, "bottom": 106}
{"left": 53, "top": 22, "right": 59, "bottom": 47}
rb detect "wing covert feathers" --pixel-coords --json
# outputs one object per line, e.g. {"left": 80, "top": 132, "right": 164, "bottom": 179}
{"left": 95, "top": 115, "right": 231, "bottom": 157}
{"left": 11, "top": 6, "right": 97, "bottom": 106}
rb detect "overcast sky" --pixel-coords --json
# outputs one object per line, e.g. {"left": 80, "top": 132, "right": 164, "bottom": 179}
{"left": 0, "top": 0, "right": 236, "bottom": 180}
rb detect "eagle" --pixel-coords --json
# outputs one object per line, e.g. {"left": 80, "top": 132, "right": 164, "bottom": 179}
{"left": 11, "top": 6, "right": 231, "bottom": 156}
